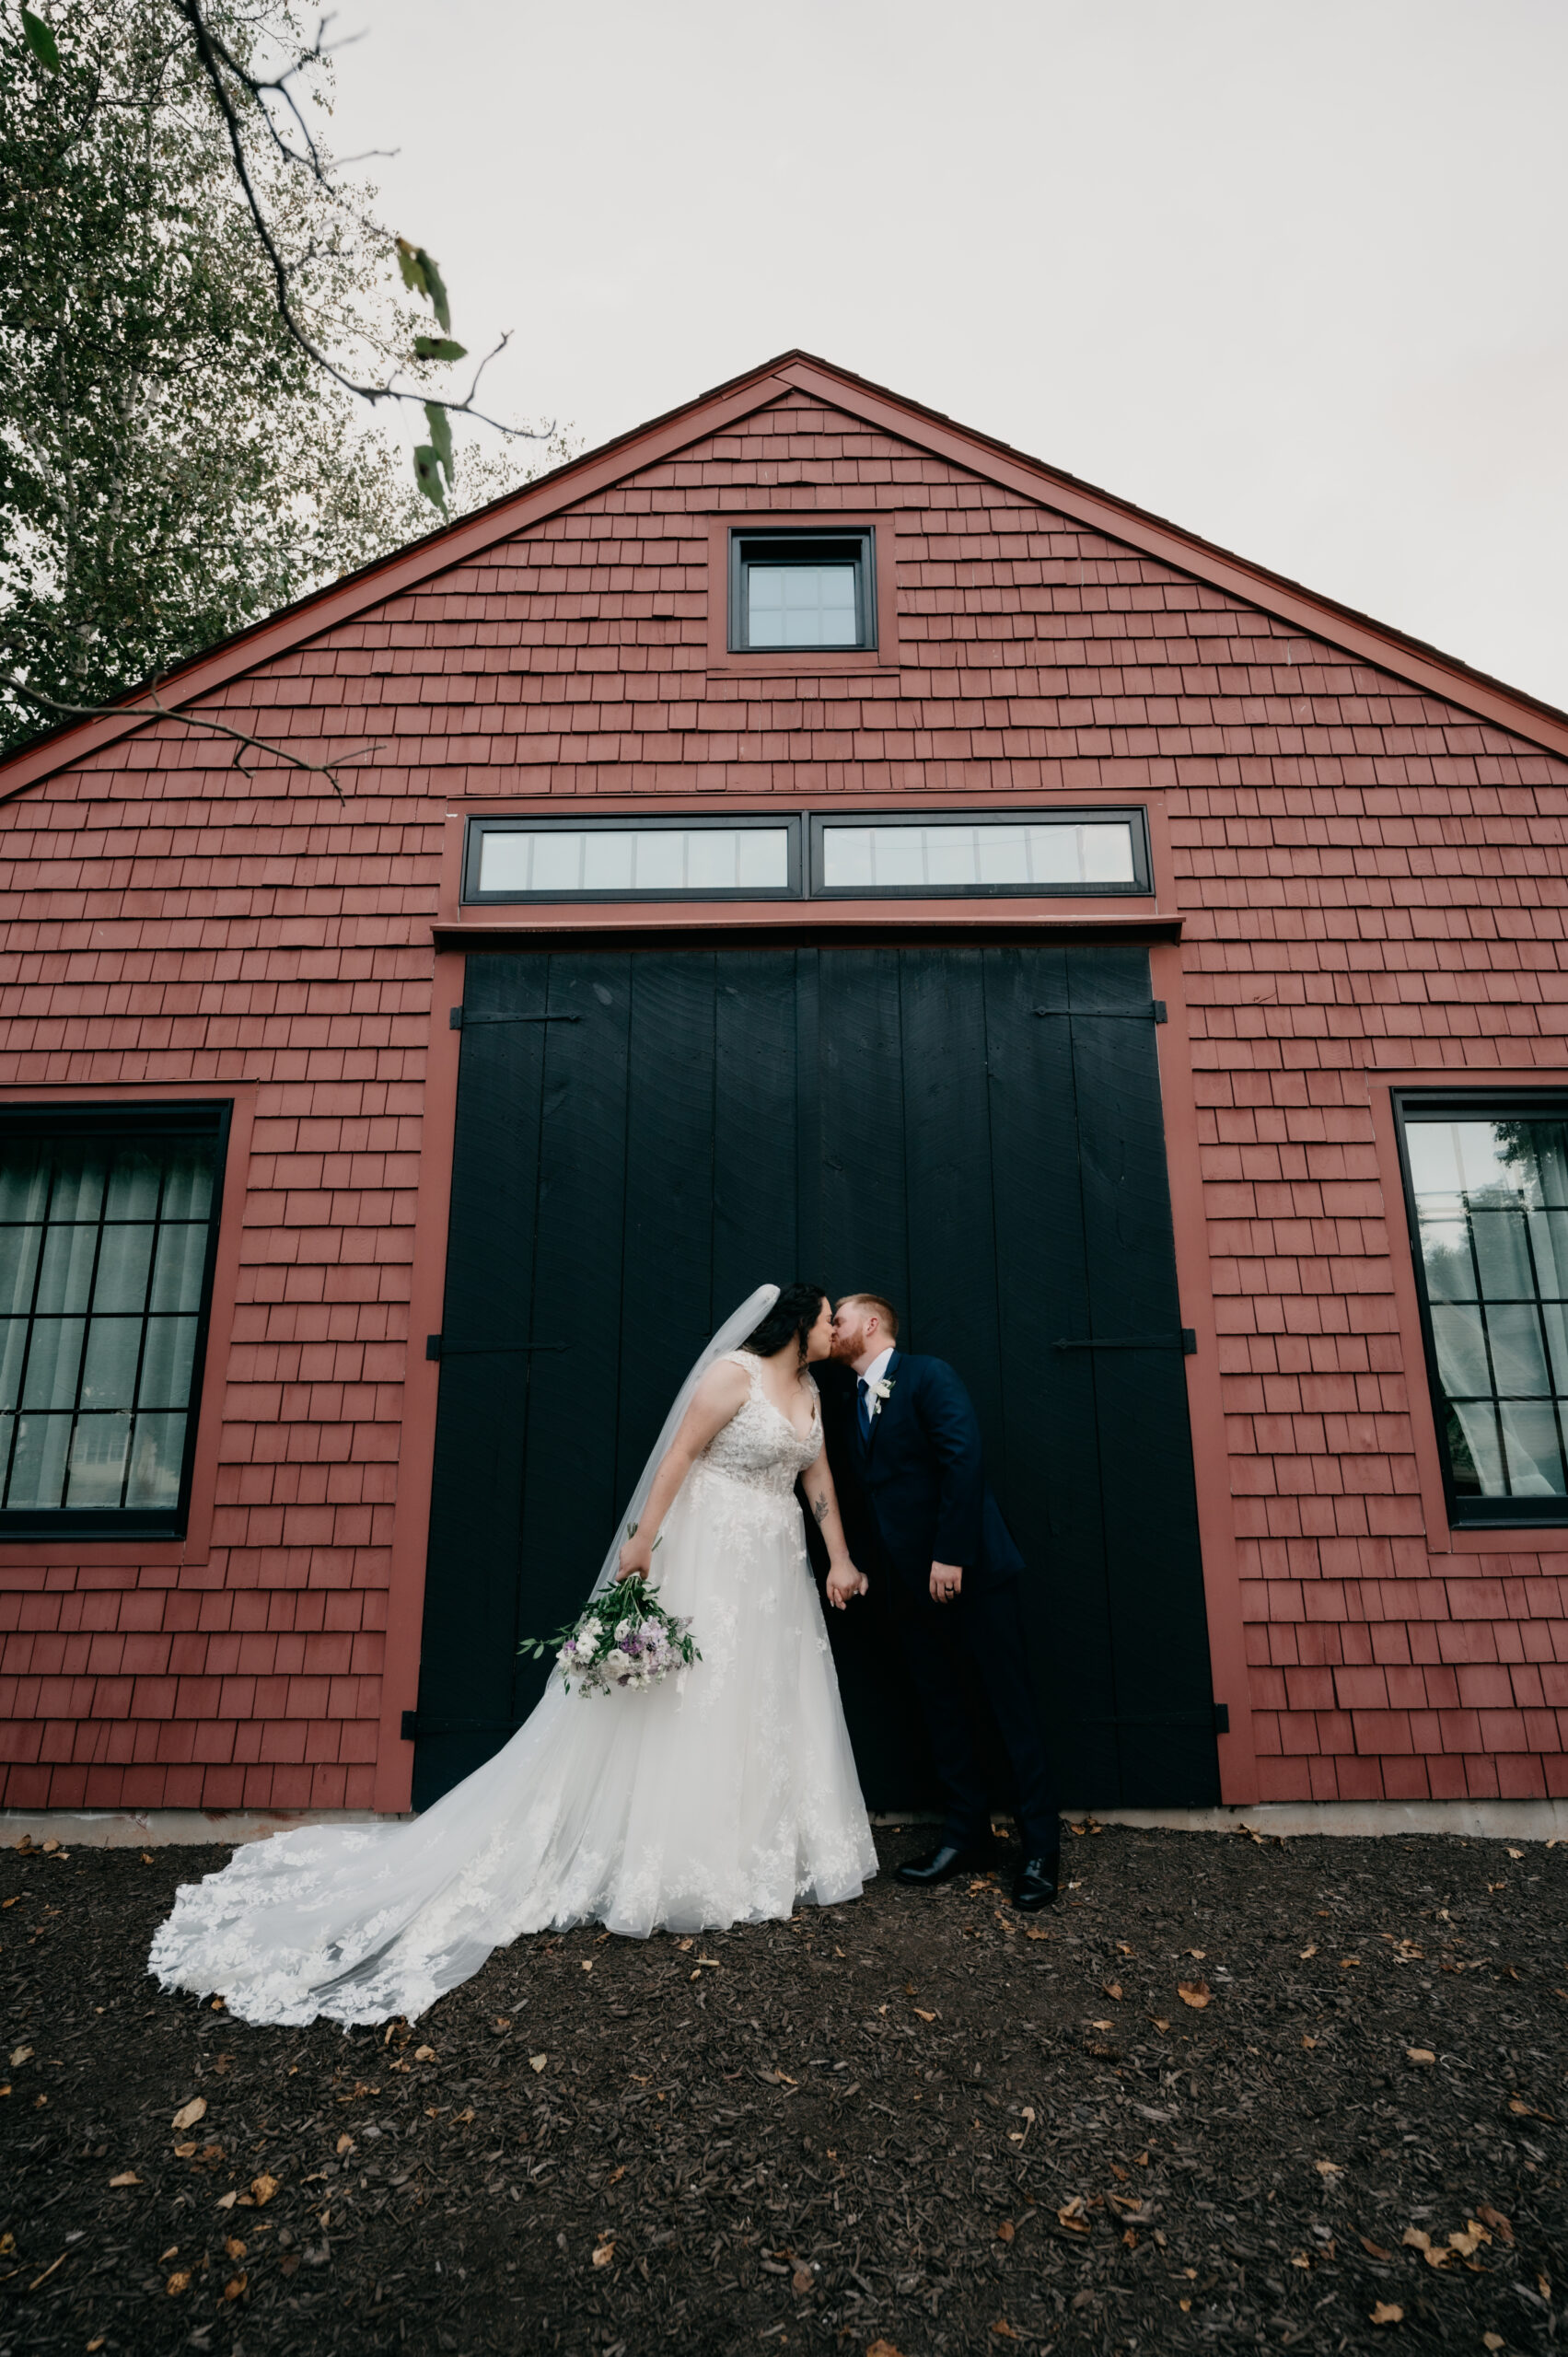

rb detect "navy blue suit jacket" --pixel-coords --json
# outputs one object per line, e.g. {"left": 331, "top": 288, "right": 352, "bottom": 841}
{"left": 820, "top": 1349, "right": 1025, "bottom": 1602}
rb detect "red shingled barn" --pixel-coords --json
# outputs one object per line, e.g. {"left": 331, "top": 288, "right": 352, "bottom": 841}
{"left": 5, "top": 352, "right": 1568, "bottom": 1843}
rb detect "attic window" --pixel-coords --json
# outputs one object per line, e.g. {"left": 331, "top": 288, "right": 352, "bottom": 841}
{"left": 728, "top": 529, "right": 874, "bottom": 653}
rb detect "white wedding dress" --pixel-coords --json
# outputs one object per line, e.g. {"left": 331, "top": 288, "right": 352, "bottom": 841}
{"left": 148, "top": 1313, "right": 877, "bottom": 2028}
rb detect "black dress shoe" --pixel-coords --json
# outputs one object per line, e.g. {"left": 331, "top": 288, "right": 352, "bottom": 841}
{"left": 1013, "top": 1854, "right": 1060, "bottom": 1910}
{"left": 895, "top": 1841, "right": 993, "bottom": 1887}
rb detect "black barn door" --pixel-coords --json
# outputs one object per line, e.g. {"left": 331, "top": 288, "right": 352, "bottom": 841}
{"left": 412, "top": 945, "right": 1218, "bottom": 1810}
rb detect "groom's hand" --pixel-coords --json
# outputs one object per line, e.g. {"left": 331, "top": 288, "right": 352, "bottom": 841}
{"left": 930, "top": 1561, "right": 964, "bottom": 1604}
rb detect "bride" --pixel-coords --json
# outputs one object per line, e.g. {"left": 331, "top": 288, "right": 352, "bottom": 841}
{"left": 148, "top": 1283, "right": 877, "bottom": 2027}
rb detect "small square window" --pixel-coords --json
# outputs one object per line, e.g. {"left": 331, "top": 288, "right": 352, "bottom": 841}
{"left": 0, "top": 1106, "right": 228, "bottom": 1537}
{"left": 729, "top": 530, "right": 875, "bottom": 654}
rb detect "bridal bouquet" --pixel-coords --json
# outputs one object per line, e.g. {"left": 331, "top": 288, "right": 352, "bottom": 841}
{"left": 517, "top": 1532, "right": 700, "bottom": 1698}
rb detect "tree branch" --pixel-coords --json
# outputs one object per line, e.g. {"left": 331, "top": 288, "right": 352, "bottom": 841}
{"left": 2, "top": 675, "right": 386, "bottom": 803}
{"left": 168, "top": 0, "right": 552, "bottom": 463}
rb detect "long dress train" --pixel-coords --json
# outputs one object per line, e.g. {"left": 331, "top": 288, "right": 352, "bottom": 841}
{"left": 147, "top": 1349, "right": 877, "bottom": 2026}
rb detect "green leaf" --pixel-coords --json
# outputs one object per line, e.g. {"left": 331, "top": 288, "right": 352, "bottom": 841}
{"left": 424, "top": 401, "right": 453, "bottom": 486}
{"left": 417, "top": 249, "right": 451, "bottom": 333}
{"left": 21, "top": 7, "right": 60, "bottom": 69}
{"left": 412, "top": 335, "right": 467, "bottom": 364}
{"left": 395, "top": 236, "right": 425, "bottom": 298}
{"left": 412, "top": 444, "right": 447, "bottom": 510}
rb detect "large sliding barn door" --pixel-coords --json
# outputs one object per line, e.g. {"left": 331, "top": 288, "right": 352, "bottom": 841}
{"left": 412, "top": 945, "right": 1218, "bottom": 1810}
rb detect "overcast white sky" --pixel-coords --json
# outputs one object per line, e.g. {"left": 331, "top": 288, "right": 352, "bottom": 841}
{"left": 328, "top": 0, "right": 1568, "bottom": 709}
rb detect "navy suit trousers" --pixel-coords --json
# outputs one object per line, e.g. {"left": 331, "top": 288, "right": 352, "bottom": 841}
{"left": 894, "top": 1585, "right": 1060, "bottom": 1860}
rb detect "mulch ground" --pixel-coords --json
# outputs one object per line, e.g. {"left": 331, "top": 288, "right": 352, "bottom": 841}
{"left": 1, "top": 1821, "right": 1564, "bottom": 2357}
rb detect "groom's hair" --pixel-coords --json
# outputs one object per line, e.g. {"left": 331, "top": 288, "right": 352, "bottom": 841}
{"left": 837, "top": 1292, "right": 900, "bottom": 1341}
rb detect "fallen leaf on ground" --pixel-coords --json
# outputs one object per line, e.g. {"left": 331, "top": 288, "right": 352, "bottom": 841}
{"left": 912, "top": 2008, "right": 936, "bottom": 2022}
{"left": 1301, "top": 2035, "right": 1318, "bottom": 2049}
{"left": 1484, "top": 2336, "right": 1505, "bottom": 2351}
{"left": 792, "top": 2265, "right": 814, "bottom": 2293}
{"left": 170, "top": 2096, "right": 206, "bottom": 2131}
{"left": 990, "top": 2326, "right": 1020, "bottom": 2341}
{"left": 1405, "top": 2048, "right": 1435, "bottom": 2065}
{"left": 8, "top": 2046, "right": 31, "bottom": 2066}
{"left": 413, "top": 2045, "right": 436, "bottom": 2062}
{"left": 223, "top": 2273, "right": 247, "bottom": 2301}
{"left": 1315, "top": 2160, "right": 1344, "bottom": 2177}
{"left": 225, "top": 2237, "right": 246, "bottom": 2260}
{"left": 1369, "top": 2302, "right": 1404, "bottom": 2326}
{"left": 865, "top": 2343, "right": 907, "bottom": 2357}
{"left": 529, "top": 2054, "right": 548, "bottom": 2073}
{"left": 1360, "top": 2235, "right": 1394, "bottom": 2259}
{"left": 1103, "top": 1981, "right": 1122, "bottom": 2000}
{"left": 1299, "top": 1945, "right": 1318, "bottom": 1958}
{"left": 165, "top": 2272, "right": 191, "bottom": 2296}
{"left": 1152, "top": 2017, "right": 1170, "bottom": 2033}
{"left": 1178, "top": 1980, "right": 1211, "bottom": 2008}
{"left": 1477, "top": 2204, "right": 1514, "bottom": 2245}
{"left": 336, "top": 2134, "right": 354, "bottom": 2155}
{"left": 996, "top": 2220, "right": 1015, "bottom": 2242}
{"left": 1057, "top": 2197, "right": 1089, "bottom": 2235}
{"left": 109, "top": 2171, "right": 139, "bottom": 2188}
{"left": 250, "top": 2175, "right": 277, "bottom": 2206}
{"left": 592, "top": 2240, "right": 614, "bottom": 2269}
{"left": 1185, "top": 1948, "right": 1206, "bottom": 1959}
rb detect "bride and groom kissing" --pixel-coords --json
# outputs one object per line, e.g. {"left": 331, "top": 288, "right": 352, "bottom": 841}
{"left": 150, "top": 1281, "right": 1062, "bottom": 2028}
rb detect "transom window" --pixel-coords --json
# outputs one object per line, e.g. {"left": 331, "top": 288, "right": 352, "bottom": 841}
{"left": 728, "top": 530, "right": 874, "bottom": 653}
{"left": 1400, "top": 1096, "right": 1568, "bottom": 1524}
{"left": 462, "top": 810, "right": 1152, "bottom": 904}
{"left": 0, "top": 1107, "right": 228, "bottom": 1535}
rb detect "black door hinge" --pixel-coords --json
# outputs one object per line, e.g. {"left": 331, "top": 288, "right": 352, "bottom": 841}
{"left": 426, "top": 1336, "right": 569, "bottom": 1361}
{"left": 401, "top": 1710, "right": 418, "bottom": 1741}
{"left": 1053, "top": 1329, "right": 1198, "bottom": 1355}
{"left": 1214, "top": 1702, "right": 1230, "bottom": 1735}
{"left": 1153, "top": 999, "right": 1167, "bottom": 1024}
{"left": 450, "top": 1006, "right": 583, "bottom": 1028}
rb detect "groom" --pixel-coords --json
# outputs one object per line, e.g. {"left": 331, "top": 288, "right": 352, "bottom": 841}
{"left": 824, "top": 1295, "right": 1061, "bottom": 1910}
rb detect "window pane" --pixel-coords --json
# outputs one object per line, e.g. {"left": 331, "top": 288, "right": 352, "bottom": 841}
{"left": 470, "top": 827, "right": 789, "bottom": 897}
{"left": 6, "top": 1414, "right": 72, "bottom": 1509}
{"left": 0, "top": 1225, "right": 41, "bottom": 1316}
{"left": 65, "top": 1416, "right": 131, "bottom": 1508}
{"left": 21, "top": 1318, "right": 85, "bottom": 1410}
{"left": 1408, "top": 1111, "right": 1568, "bottom": 1506}
{"left": 35, "top": 1224, "right": 98, "bottom": 1313}
{"left": 476, "top": 830, "right": 535, "bottom": 892}
{"left": 819, "top": 818, "right": 1140, "bottom": 893}
{"left": 0, "top": 1143, "right": 49, "bottom": 1224}
{"left": 137, "top": 1317, "right": 197, "bottom": 1409}
{"left": 105, "top": 1147, "right": 163, "bottom": 1220}
{"left": 79, "top": 1318, "right": 142, "bottom": 1411}
{"left": 46, "top": 1150, "right": 106, "bottom": 1224}
{"left": 90, "top": 1225, "right": 155, "bottom": 1315}
{"left": 127, "top": 1411, "right": 186, "bottom": 1509}
{"left": 149, "top": 1224, "right": 209, "bottom": 1313}
{"left": 159, "top": 1151, "right": 214, "bottom": 1224}
{"left": 0, "top": 1320, "right": 26, "bottom": 1410}
{"left": 746, "top": 563, "right": 858, "bottom": 647}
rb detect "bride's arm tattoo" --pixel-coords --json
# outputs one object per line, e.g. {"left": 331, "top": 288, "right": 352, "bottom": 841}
{"left": 812, "top": 1496, "right": 829, "bottom": 1526}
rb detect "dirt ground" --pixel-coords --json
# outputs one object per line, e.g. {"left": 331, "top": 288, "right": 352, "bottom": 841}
{"left": 1, "top": 1820, "right": 1564, "bottom": 2356}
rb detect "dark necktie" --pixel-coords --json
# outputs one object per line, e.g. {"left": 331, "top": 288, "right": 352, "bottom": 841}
{"left": 856, "top": 1376, "right": 872, "bottom": 1441}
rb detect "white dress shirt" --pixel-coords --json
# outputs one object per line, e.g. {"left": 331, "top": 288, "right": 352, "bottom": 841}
{"left": 858, "top": 1345, "right": 896, "bottom": 1413}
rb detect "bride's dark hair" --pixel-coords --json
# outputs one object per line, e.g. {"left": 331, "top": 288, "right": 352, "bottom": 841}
{"left": 743, "top": 1282, "right": 829, "bottom": 1364}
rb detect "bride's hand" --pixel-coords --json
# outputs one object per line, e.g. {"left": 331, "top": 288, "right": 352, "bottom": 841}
{"left": 617, "top": 1531, "right": 655, "bottom": 1582}
{"left": 825, "top": 1561, "right": 868, "bottom": 1610}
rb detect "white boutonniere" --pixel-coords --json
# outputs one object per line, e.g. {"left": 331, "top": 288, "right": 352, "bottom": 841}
{"left": 868, "top": 1377, "right": 896, "bottom": 1421}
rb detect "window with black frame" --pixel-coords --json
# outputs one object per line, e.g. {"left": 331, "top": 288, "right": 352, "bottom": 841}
{"left": 0, "top": 1108, "right": 228, "bottom": 1534}
{"left": 728, "top": 529, "right": 875, "bottom": 653}
{"left": 1400, "top": 1098, "right": 1568, "bottom": 1520}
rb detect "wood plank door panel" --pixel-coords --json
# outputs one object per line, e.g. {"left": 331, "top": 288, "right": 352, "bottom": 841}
{"left": 414, "top": 944, "right": 1218, "bottom": 1810}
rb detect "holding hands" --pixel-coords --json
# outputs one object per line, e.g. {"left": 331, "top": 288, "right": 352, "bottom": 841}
{"left": 825, "top": 1559, "right": 869, "bottom": 1611}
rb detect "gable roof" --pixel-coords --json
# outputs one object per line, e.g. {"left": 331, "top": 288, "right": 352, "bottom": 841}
{"left": 6, "top": 346, "right": 1568, "bottom": 803}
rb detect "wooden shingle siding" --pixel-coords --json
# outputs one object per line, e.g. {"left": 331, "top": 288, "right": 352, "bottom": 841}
{"left": 2, "top": 356, "right": 1565, "bottom": 1814}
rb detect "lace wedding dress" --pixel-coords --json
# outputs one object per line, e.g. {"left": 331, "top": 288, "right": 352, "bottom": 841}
{"left": 148, "top": 1305, "right": 877, "bottom": 2028}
